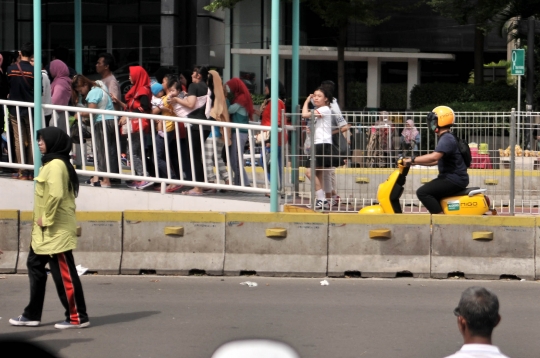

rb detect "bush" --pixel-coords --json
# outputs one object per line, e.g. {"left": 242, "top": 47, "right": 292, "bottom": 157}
{"left": 410, "top": 82, "right": 519, "bottom": 110}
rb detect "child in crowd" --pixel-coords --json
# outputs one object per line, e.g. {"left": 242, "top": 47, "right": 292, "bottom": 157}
{"left": 152, "top": 76, "right": 185, "bottom": 192}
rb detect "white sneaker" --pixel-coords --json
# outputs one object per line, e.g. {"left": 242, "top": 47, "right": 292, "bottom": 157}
{"left": 315, "top": 199, "right": 329, "bottom": 210}
{"left": 9, "top": 315, "right": 40, "bottom": 326}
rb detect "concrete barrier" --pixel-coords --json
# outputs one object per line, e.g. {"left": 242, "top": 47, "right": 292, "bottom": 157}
{"left": 432, "top": 216, "right": 536, "bottom": 280}
{"left": 328, "top": 214, "right": 431, "bottom": 278}
{"left": 17, "top": 211, "right": 122, "bottom": 274}
{"left": 0, "top": 210, "right": 19, "bottom": 273}
{"left": 224, "top": 212, "right": 328, "bottom": 277}
{"left": 73, "top": 212, "right": 123, "bottom": 274}
{"left": 121, "top": 211, "right": 225, "bottom": 275}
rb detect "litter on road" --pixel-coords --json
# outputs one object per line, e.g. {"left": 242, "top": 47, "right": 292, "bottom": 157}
{"left": 240, "top": 281, "right": 258, "bottom": 287}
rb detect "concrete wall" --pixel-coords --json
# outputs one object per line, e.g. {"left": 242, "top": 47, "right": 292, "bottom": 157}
{"left": 4, "top": 211, "right": 540, "bottom": 280}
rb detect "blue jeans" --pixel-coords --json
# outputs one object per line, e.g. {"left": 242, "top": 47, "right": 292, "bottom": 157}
{"left": 260, "top": 145, "right": 283, "bottom": 187}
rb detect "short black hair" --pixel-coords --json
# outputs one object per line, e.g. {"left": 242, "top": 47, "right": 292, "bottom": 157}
{"left": 320, "top": 80, "right": 335, "bottom": 98}
{"left": 454, "top": 286, "right": 500, "bottom": 338}
{"left": 20, "top": 43, "right": 33, "bottom": 58}
{"left": 193, "top": 65, "right": 209, "bottom": 83}
{"left": 98, "top": 52, "right": 116, "bottom": 71}
{"left": 314, "top": 86, "right": 333, "bottom": 106}
{"left": 166, "top": 75, "right": 181, "bottom": 91}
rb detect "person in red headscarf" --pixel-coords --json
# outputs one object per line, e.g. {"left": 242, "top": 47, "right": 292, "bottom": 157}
{"left": 111, "top": 66, "right": 153, "bottom": 190}
{"left": 224, "top": 78, "right": 254, "bottom": 186}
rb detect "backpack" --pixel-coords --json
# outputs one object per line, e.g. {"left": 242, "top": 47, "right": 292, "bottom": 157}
{"left": 448, "top": 132, "right": 472, "bottom": 168}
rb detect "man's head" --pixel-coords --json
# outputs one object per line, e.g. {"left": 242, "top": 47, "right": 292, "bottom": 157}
{"left": 454, "top": 286, "right": 501, "bottom": 339}
{"left": 20, "top": 43, "right": 33, "bottom": 59}
{"left": 96, "top": 53, "right": 116, "bottom": 75}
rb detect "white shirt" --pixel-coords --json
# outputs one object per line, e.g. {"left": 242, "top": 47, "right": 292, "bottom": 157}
{"left": 313, "top": 106, "right": 333, "bottom": 144}
{"left": 445, "top": 344, "right": 510, "bottom": 358}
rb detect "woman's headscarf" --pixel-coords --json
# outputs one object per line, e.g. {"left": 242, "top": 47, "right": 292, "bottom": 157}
{"left": 401, "top": 119, "right": 419, "bottom": 144}
{"left": 208, "top": 70, "right": 231, "bottom": 145}
{"left": 50, "top": 60, "right": 72, "bottom": 106}
{"left": 124, "top": 66, "right": 152, "bottom": 106}
{"left": 37, "top": 127, "right": 79, "bottom": 197}
{"left": 226, "top": 78, "right": 254, "bottom": 120}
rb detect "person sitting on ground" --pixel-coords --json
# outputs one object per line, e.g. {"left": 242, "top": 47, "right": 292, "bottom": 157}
{"left": 444, "top": 286, "right": 508, "bottom": 358}
{"left": 403, "top": 106, "right": 468, "bottom": 214}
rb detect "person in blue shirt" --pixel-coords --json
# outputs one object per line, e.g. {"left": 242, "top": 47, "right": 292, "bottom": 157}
{"left": 403, "top": 106, "right": 469, "bottom": 214}
{"left": 71, "top": 75, "right": 117, "bottom": 188}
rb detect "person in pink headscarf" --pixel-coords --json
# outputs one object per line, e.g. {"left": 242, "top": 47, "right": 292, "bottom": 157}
{"left": 49, "top": 60, "right": 73, "bottom": 131}
{"left": 400, "top": 119, "right": 420, "bottom": 158}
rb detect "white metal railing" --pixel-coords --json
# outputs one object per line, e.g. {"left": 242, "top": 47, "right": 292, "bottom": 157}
{"left": 283, "top": 110, "right": 540, "bottom": 214}
{"left": 1, "top": 99, "right": 277, "bottom": 194}
{"left": 3, "top": 100, "right": 540, "bottom": 214}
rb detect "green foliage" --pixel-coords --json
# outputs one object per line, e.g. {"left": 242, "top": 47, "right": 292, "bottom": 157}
{"left": 203, "top": 0, "right": 244, "bottom": 12}
{"left": 428, "top": 0, "right": 508, "bottom": 30}
{"left": 414, "top": 100, "right": 517, "bottom": 112}
{"left": 410, "top": 82, "right": 518, "bottom": 110}
{"left": 346, "top": 82, "right": 407, "bottom": 110}
{"left": 251, "top": 94, "right": 266, "bottom": 106}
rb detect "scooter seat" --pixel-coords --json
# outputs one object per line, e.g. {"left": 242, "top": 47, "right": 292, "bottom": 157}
{"left": 453, "top": 187, "right": 481, "bottom": 196}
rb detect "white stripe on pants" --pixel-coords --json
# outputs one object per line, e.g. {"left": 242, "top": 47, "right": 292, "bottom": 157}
{"left": 204, "top": 136, "right": 229, "bottom": 182}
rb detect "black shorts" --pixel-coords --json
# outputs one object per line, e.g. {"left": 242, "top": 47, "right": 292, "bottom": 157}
{"left": 307, "top": 143, "right": 334, "bottom": 168}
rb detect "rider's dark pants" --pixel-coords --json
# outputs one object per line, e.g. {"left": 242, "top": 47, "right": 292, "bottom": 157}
{"left": 417, "top": 177, "right": 465, "bottom": 214}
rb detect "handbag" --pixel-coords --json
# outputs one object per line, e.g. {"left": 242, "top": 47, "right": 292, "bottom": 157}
{"left": 70, "top": 120, "right": 92, "bottom": 143}
{"left": 255, "top": 130, "right": 270, "bottom": 144}
{"left": 121, "top": 118, "right": 150, "bottom": 135}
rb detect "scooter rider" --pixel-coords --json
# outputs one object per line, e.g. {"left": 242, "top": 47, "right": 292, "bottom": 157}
{"left": 402, "top": 106, "right": 469, "bottom": 214}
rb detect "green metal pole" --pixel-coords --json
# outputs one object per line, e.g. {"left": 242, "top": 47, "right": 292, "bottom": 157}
{"left": 270, "top": 0, "right": 280, "bottom": 212}
{"left": 33, "top": 0, "right": 43, "bottom": 177}
{"left": 75, "top": 0, "right": 83, "bottom": 74}
{"left": 291, "top": 0, "right": 300, "bottom": 190}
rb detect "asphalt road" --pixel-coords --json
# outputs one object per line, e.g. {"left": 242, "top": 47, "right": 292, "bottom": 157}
{"left": 1, "top": 275, "right": 539, "bottom": 358}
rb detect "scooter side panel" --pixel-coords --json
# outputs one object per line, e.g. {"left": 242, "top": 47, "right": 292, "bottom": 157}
{"left": 440, "top": 194, "right": 489, "bottom": 215}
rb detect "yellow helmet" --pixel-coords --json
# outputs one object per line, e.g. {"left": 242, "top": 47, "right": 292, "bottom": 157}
{"left": 427, "top": 106, "right": 455, "bottom": 131}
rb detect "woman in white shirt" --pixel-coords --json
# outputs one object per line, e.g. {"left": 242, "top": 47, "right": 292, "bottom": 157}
{"left": 302, "top": 87, "right": 334, "bottom": 209}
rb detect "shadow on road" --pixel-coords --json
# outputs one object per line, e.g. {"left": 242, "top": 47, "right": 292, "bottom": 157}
{"left": 90, "top": 310, "right": 161, "bottom": 327}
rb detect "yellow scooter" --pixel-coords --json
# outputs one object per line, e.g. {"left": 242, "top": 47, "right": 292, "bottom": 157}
{"left": 359, "top": 158, "right": 496, "bottom": 215}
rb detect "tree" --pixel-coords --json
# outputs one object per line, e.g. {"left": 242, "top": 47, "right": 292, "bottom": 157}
{"left": 205, "top": 0, "right": 415, "bottom": 108}
{"left": 428, "top": 0, "right": 508, "bottom": 86}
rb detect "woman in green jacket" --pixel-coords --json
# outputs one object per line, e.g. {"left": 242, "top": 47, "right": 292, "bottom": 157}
{"left": 9, "top": 127, "right": 90, "bottom": 329}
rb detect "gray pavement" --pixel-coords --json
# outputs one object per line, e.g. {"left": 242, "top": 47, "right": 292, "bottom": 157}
{"left": 1, "top": 275, "right": 539, "bottom": 358}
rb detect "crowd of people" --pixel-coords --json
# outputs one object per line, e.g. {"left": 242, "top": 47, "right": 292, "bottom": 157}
{"left": 0, "top": 43, "right": 296, "bottom": 195}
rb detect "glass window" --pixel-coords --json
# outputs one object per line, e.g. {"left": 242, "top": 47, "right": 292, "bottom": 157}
{"left": 48, "top": 23, "right": 75, "bottom": 68}
{"left": 140, "top": 0, "right": 160, "bottom": 23}
{"left": 82, "top": 0, "right": 108, "bottom": 23}
{"left": 47, "top": 0, "right": 74, "bottom": 22}
{"left": 81, "top": 24, "right": 107, "bottom": 76}
{"left": 18, "top": 0, "right": 32, "bottom": 21}
{"left": 142, "top": 25, "right": 161, "bottom": 75}
{"left": 0, "top": 0, "right": 16, "bottom": 50}
{"left": 109, "top": 0, "right": 139, "bottom": 23}
{"left": 18, "top": 22, "right": 33, "bottom": 47}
